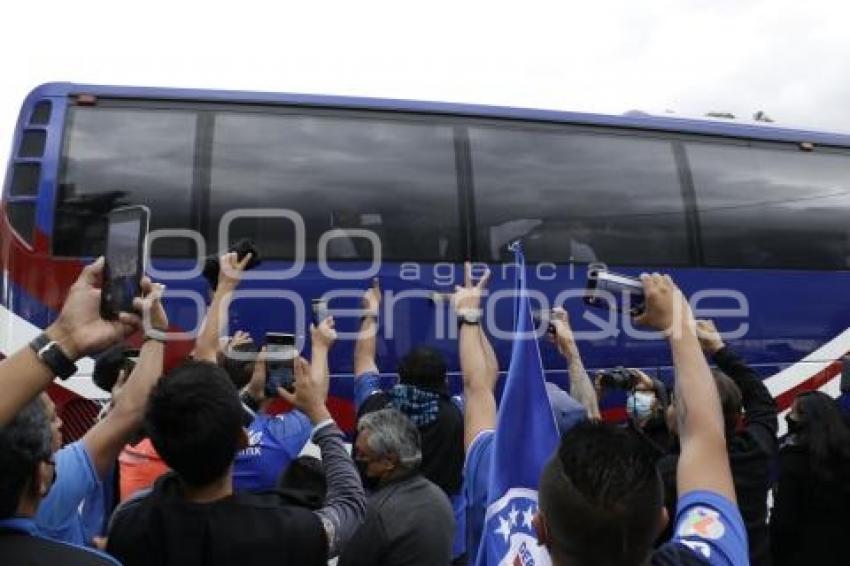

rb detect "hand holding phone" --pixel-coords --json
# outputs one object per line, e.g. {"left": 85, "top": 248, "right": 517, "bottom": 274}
{"left": 312, "top": 299, "right": 329, "bottom": 326}
{"left": 265, "top": 332, "right": 296, "bottom": 396}
{"left": 100, "top": 206, "right": 150, "bottom": 320}
{"left": 584, "top": 270, "right": 646, "bottom": 315}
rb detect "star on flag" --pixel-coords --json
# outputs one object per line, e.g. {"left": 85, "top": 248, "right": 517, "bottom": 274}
{"left": 494, "top": 502, "right": 539, "bottom": 542}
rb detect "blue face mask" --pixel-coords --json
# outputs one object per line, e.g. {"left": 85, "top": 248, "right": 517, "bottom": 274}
{"left": 626, "top": 391, "right": 655, "bottom": 421}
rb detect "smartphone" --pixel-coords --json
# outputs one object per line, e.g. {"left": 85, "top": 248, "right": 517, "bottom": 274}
{"left": 531, "top": 309, "right": 556, "bottom": 335}
{"left": 265, "top": 332, "right": 296, "bottom": 396}
{"left": 100, "top": 206, "right": 150, "bottom": 320}
{"left": 312, "top": 299, "right": 329, "bottom": 326}
{"left": 585, "top": 270, "right": 646, "bottom": 315}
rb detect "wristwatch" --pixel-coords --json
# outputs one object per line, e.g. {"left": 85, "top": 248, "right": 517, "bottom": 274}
{"left": 457, "top": 309, "right": 482, "bottom": 325}
{"left": 29, "top": 333, "right": 77, "bottom": 380}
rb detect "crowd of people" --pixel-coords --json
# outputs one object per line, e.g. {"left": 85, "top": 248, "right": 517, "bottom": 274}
{"left": 1, "top": 252, "right": 849, "bottom": 565}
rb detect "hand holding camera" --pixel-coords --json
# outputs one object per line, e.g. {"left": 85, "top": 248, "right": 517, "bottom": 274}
{"left": 633, "top": 273, "right": 694, "bottom": 337}
{"left": 595, "top": 367, "right": 639, "bottom": 391}
{"left": 217, "top": 251, "right": 254, "bottom": 292}
{"left": 202, "top": 239, "right": 262, "bottom": 291}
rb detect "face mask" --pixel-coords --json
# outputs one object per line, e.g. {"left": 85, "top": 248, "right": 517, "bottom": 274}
{"left": 626, "top": 391, "right": 655, "bottom": 421}
{"left": 356, "top": 459, "right": 381, "bottom": 492}
{"left": 785, "top": 414, "right": 804, "bottom": 435}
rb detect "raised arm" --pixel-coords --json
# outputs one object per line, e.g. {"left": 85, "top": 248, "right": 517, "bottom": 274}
{"left": 0, "top": 257, "right": 140, "bottom": 426}
{"left": 455, "top": 262, "right": 496, "bottom": 451}
{"left": 697, "top": 319, "right": 778, "bottom": 442}
{"left": 354, "top": 278, "right": 380, "bottom": 376}
{"left": 550, "top": 307, "right": 600, "bottom": 420}
{"left": 635, "top": 274, "right": 736, "bottom": 502}
{"left": 194, "top": 252, "right": 252, "bottom": 363}
{"left": 83, "top": 279, "right": 168, "bottom": 478}
{"left": 280, "top": 319, "right": 366, "bottom": 558}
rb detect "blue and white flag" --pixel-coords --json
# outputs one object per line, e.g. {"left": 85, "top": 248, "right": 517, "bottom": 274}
{"left": 477, "top": 243, "right": 560, "bottom": 566}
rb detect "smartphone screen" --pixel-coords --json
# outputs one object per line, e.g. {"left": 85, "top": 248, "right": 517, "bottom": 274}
{"left": 265, "top": 333, "right": 296, "bottom": 396}
{"left": 101, "top": 206, "right": 150, "bottom": 319}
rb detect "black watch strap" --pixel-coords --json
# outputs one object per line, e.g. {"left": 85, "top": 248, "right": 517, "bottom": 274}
{"left": 29, "top": 333, "right": 77, "bottom": 380}
{"left": 240, "top": 391, "right": 261, "bottom": 413}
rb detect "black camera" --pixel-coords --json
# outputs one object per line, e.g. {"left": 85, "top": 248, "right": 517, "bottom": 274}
{"left": 598, "top": 366, "right": 638, "bottom": 390}
{"left": 202, "top": 239, "right": 262, "bottom": 290}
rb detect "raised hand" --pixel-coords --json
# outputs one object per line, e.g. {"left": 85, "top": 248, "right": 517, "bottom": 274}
{"left": 279, "top": 356, "right": 331, "bottom": 423}
{"left": 312, "top": 316, "right": 337, "bottom": 351}
{"left": 135, "top": 278, "right": 169, "bottom": 338}
{"left": 362, "top": 278, "right": 381, "bottom": 317}
{"left": 695, "top": 319, "right": 725, "bottom": 355}
{"left": 549, "top": 306, "right": 576, "bottom": 356}
{"left": 48, "top": 257, "right": 142, "bottom": 360}
{"left": 633, "top": 273, "right": 694, "bottom": 337}
{"left": 453, "top": 261, "right": 491, "bottom": 314}
{"left": 217, "top": 251, "right": 253, "bottom": 291}
{"left": 244, "top": 346, "right": 268, "bottom": 402}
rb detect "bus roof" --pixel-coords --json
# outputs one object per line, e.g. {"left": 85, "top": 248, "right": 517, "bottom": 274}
{"left": 27, "top": 81, "right": 850, "bottom": 148}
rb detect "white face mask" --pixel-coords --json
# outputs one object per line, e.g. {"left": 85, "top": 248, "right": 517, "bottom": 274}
{"left": 626, "top": 391, "right": 655, "bottom": 421}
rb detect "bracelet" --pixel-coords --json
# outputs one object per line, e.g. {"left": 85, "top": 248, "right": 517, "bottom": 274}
{"left": 144, "top": 333, "right": 167, "bottom": 345}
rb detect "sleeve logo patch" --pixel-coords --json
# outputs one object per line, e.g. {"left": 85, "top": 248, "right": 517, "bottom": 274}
{"left": 677, "top": 507, "right": 725, "bottom": 540}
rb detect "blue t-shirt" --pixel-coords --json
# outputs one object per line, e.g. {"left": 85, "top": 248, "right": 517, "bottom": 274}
{"left": 652, "top": 490, "right": 749, "bottom": 565}
{"left": 463, "top": 395, "right": 587, "bottom": 566}
{"left": 233, "top": 410, "right": 312, "bottom": 492}
{"left": 464, "top": 430, "right": 494, "bottom": 566}
{"left": 34, "top": 440, "right": 100, "bottom": 547}
{"left": 354, "top": 371, "right": 383, "bottom": 412}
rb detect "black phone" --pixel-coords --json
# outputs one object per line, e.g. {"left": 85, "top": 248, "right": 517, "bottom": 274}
{"left": 584, "top": 270, "right": 645, "bottom": 315}
{"left": 100, "top": 206, "right": 150, "bottom": 320}
{"left": 312, "top": 299, "right": 329, "bottom": 326}
{"left": 265, "top": 332, "right": 296, "bottom": 396}
{"left": 531, "top": 309, "right": 556, "bottom": 335}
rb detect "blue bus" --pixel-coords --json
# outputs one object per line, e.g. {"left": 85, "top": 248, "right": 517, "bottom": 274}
{"left": 3, "top": 82, "right": 849, "bottom": 435}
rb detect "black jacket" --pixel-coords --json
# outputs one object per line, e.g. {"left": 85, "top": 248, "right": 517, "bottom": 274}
{"left": 770, "top": 441, "right": 850, "bottom": 566}
{"left": 107, "top": 472, "right": 327, "bottom": 566}
{"left": 0, "top": 526, "right": 119, "bottom": 566}
{"left": 658, "top": 346, "right": 777, "bottom": 566}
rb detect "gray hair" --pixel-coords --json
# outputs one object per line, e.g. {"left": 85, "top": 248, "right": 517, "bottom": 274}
{"left": 357, "top": 408, "right": 422, "bottom": 469}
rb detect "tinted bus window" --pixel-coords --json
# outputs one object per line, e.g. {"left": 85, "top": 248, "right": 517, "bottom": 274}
{"left": 469, "top": 126, "right": 690, "bottom": 265}
{"left": 55, "top": 107, "right": 197, "bottom": 257}
{"left": 688, "top": 143, "right": 850, "bottom": 269}
{"left": 209, "top": 112, "right": 460, "bottom": 261}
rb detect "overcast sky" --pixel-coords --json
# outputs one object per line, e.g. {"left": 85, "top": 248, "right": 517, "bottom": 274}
{"left": 2, "top": 0, "right": 850, "bottom": 160}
